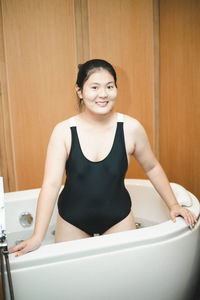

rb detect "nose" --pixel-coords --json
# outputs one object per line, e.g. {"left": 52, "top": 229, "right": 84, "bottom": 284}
{"left": 99, "top": 87, "right": 107, "bottom": 98}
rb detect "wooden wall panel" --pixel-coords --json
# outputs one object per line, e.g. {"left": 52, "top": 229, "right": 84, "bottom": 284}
{"left": 2, "top": 0, "right": 198, "bottom": 197}
{"left": 74, "top": 0, "right": 90, "bottom": 64}
{"left": 0, "top": 1, "right": 16, "bottom": 191}
{"left": 88, "top": 0, "right": 156, "bottom": 179}
{"left": 160, "top": 0, "right": 200, "bottom": 199}
{"left": 1, "top": 0, "right": 77, "bottom": 190}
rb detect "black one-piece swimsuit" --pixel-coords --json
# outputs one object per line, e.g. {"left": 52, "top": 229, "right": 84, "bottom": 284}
{"left": 57, "top": 113, "right": 132, "bottom": 235}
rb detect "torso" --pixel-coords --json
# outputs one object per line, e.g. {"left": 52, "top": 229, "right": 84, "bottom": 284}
{"left": 60, "top": 112, "right": 138, "bottom": 164}
{"left": 57, "top": 112, "right": 133, "bottom": 235}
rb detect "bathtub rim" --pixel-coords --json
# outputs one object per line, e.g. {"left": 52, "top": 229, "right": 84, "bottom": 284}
{"left": 7, "top": 216, "right": 200, "bottom": 270}
{"left": 5, "top": 179, "right": 200, "bottom": 269}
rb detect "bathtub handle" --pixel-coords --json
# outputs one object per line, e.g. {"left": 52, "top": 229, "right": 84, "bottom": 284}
{"left": 19, "top": 212, "right": 33, "bottom": 227}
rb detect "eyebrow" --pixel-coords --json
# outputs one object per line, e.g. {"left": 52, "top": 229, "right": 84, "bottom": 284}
{"left": 90, "top": 81, "right": 115, "bottom": 85}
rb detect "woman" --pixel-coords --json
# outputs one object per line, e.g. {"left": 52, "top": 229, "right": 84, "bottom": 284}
{"left": 9, "top": 59, "right": 197, "bottom": 256}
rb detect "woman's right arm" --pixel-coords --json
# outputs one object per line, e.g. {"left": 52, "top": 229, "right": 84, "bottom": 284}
{"left": 9, "top": 122, "right": 69, "bottom": 256}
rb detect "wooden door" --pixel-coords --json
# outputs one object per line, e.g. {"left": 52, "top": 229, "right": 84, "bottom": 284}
{"left": 0, "top": 0, "right": 77, "bottom": 190}
{"left": 159, "top": 0, "right": 200, "bottom": 199}
{"left": 88, "top": 0, "right": 158, "bottom": 179}
{"left": 1, "top": 0, "right": 199, "bottom": 201}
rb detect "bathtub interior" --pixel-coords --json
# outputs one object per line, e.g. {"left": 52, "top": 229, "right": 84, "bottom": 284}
{"left": 4, "top": 179, "right": 198, "bottom": 249}
{"left": 5, "top": 188, "right": 57, "bottom": 248}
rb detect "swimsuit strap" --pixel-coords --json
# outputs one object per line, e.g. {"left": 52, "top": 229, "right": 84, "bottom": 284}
{"left": 68, "top": 117, "right": 76, "bottom": 127}
{"left": 117, "top": 113, "right": 124, "bottom": 122}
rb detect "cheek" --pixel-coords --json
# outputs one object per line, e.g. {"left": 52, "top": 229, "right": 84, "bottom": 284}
{"left": 82, "top": 88, "right": 96, "bottom": 100}
{"left": 85, "top": 93, "right": 96, "bottom": 101}
{"left": 82, "top": 94, "right": 97, "bottom": 106}
{"left": 110, "top": 90, "right": 117, "bottom": 100}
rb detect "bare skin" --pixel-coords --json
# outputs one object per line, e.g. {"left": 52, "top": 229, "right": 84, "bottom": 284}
{"left": 9, "top": 69, "right": 197, "bottom": 256}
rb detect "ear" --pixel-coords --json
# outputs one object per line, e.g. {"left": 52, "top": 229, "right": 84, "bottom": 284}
{"left": 75, "top": 84, "right": 83, "bottom": 99}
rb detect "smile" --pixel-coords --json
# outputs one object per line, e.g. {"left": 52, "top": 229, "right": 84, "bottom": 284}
{"left": 96, "top": 101, "right": 109, "bottom": 107}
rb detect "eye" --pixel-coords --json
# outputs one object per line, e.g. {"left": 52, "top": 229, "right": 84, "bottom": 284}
{"left": 107, "top": 85, "right": 114, "bottom": 89}
{"left": 91, "top": 86, "right": 98, "bottom": 90}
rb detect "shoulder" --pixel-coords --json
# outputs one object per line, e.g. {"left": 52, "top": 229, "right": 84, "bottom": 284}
{"left": 53, "top": 119, "right": 70, "bottom": 132}
{"left": 123, "top": 114, "right": 145, "bottom": 135}
{"left": 122, "top": 114, "right": 150, "bottom": 156}
{"left": 52, "top": 114, "right": 79, "bottom": 134}
{"left": 118, "top": 114, "right": 146, "bottom": 155}
{"left": 51, "top": 120, "right": 68, "bottom": 139}
{"left": 50, "top": 115, "right": 77, "bottom": 143}
{"left": 123, "top": 114, "right": 149, "bottom": 148}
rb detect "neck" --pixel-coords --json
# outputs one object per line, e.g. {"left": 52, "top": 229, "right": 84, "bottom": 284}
{"left": 79, "top": 109, "right": 116, "bottom": 125}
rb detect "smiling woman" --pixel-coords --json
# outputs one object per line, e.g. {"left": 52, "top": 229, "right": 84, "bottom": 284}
{"left": 9, "top": 59, "right": 197, "bottom": 257}
{"left": 75, "top": 59, "right": 118, "bottom": 112}
{"left": 76, "top": 69, "right": 117, "bottom": 114}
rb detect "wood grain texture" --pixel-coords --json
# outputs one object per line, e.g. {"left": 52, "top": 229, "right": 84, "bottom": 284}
{"left": 74, "top": 0, "right": 90, "bottom": 64}
{"left": 0, "top": 1, "right": 16, "bottom": 191}
{"left": 2, "top": 0, "right": 77, "bottom": 190}
{"left": 88, "top": 0, "right": 155, "bottom": 179}
{"left": 152, "top": 0, "right": 160, "bottom": 159}
{"left": 160, "top": 0, "right": 200, "bottom": 199}
{"left": 2, "top": 0, "right": 198, "bottom": 197}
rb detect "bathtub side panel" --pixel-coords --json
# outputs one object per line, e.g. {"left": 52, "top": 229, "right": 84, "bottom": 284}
{"left": 6, "top": 228, "right": 200, "bottom": 300}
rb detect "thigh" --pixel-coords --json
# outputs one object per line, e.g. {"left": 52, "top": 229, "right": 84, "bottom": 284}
{"left": 55, "top": 214, "right": 90, "bottom": 243}
{"left": 103, "top": 211, "right": 136, "bottom": 235}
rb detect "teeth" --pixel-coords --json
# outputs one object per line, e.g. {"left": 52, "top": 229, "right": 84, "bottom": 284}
{"left": 96, "top": 102, "right": 108, "bottom": 107}
{"left": 97, "top": 101, "right": 108, "bottom": 104}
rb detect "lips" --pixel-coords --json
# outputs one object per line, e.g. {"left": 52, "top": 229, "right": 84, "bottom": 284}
{"left": 96, "top": 101, "right": 108, "bottom": 107}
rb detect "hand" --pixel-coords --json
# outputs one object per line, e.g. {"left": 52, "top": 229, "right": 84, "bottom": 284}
{"left": 170, "top": 204, "right": 197, "bottom": 228}
{"left": 9, "top": 235, "right": 42, "bottom": 257}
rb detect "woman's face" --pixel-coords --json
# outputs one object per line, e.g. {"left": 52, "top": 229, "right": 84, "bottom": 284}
{"left": 77, "top": 69, "right": 117, "bottom": 115}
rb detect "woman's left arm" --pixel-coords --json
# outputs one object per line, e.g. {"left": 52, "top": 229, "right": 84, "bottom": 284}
{"left": 132, "top": 122, "right": 197, "bottom": 227}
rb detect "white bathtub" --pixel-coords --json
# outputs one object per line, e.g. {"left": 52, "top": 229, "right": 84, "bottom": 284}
{"left": 3, "top": 179, "right": 200, "bottom": 300}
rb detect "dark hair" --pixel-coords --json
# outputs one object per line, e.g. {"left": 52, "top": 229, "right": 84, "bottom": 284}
{"left": 76, "top": 59, "right": 117, "bottom": 109}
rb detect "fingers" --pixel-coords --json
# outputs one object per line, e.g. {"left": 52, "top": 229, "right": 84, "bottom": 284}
{"left": 170, "top": 211, "right": 179, "bottom": 223}
{"left": 183, "top": 209, "right": 197, "bottom": 226}
{"left": 9, "top": 241, "right": 28, "bottom": 257}
{"left": 9, "top": 240, "right": 34, "bottom": 256}
{"left": 171, "top": 214, "right": 177, "bottom": 223}
{"left": 8, "top": 236, "right": 41, "bottom": 257}
{"left": 9, "top": 242, "right": 26, "bottom": 253}
{"left": 171, "top": 207, "right": 197, "bottom": 229}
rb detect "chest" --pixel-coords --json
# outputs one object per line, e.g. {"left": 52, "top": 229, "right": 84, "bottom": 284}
{"left": 65, "top": 124, "right": 135, "bottom": 164}
{"left": 76, "top": 125, "right": 118, "bottom": 162}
